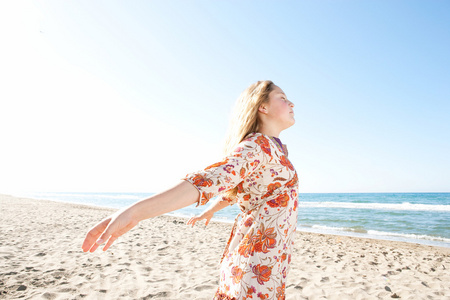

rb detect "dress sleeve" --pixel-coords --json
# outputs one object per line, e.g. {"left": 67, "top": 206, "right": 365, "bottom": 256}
{"left": 183, "top": 135, "right": 266, "bottom": 206}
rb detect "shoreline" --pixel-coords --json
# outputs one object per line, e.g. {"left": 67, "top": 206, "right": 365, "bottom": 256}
{"left": 169, "top": 213, "right": 450, "bottom": 249}
{"left": 7, "top": 192, "right": 450, "bottom": 248}
{"left": 1, "top": 194, "right": 449, "bottom": 299}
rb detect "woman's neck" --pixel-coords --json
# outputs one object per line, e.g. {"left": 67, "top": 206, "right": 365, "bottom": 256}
{"left": 257, "top": 124, "right": 281, "bottom": 138}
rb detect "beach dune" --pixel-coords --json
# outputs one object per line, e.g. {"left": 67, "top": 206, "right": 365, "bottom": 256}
{"left": 0, "top": 194, "right": 449, "bottom": 299}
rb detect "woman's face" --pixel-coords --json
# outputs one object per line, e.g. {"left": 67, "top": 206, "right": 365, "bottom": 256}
{"left": 264, "top": 85, "right": 295, "bottom": 129}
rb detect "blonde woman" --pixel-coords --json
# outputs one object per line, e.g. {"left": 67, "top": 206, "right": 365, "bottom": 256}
{"left": 82, "top": 80, "right": 298, "bottom": 300}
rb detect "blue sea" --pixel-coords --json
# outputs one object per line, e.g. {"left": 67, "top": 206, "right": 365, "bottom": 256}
{"left": 16, "top": 192, "right": 450, "bottom": 248}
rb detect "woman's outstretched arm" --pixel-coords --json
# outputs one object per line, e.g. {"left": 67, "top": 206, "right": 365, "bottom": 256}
{"left": 82, "top": 180, "right": 199, "bottom": 253}
{"left": 187, "top": 198, "right": 231, "bottom": 227}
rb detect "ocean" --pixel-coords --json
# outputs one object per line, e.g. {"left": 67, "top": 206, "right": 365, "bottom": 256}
{"left": 15, "top": 191, "right": 450, "bottom": 248}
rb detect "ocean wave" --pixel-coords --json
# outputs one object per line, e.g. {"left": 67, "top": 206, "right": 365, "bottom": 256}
{"left": 299, "top": 201, "right": 450, "bottom": 212}
{"left": 300, "top": 224, "right": 450, "bottom": 244}
{"left": 309, "top": 224, "right": 368, "bottom": 233}
{"left": 367, "top": 230, "right": 450, "bottom": 243}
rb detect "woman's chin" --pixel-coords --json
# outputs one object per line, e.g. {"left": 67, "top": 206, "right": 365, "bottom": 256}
{"left": 283, "top": 120, "right": 295, "bottom": 130}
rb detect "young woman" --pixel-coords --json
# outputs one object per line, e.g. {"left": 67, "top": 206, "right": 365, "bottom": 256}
{"left": 82, "top": 80, "right": 298, "bottom": 300}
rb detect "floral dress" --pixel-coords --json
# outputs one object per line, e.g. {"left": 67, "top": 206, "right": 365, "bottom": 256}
{"left": 183, "top": 132, "right": 299, "bottom": 300}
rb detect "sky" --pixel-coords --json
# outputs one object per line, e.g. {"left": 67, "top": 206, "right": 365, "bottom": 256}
{"left": 0, "top": 0, "right": 449, "bottom": 193}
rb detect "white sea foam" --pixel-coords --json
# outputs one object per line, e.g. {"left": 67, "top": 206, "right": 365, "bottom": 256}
{"left": 299, "top": 201, "right": 450, "bottom": 212}
{"left": 367, "top": 230, "right": 450, "bottom": 243}
{"left": 309, "top": 224, "right": 367, "bottom": 233}
{"left": 299, "top": 224, "right": 450, "bottom": 246}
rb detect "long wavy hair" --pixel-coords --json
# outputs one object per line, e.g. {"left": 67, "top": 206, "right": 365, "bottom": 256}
{"left": 222, "top": 80, "right": 276, "bottom": 201}
{"left": 223, "top": 80, "right": 275, "bottom": 155}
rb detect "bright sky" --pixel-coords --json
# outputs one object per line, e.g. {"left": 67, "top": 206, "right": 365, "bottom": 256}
{"left": 0, "top": 1, "right": 449, "bottom": 193}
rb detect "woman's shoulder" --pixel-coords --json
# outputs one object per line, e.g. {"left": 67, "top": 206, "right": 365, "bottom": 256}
{"left": 243, "top": 132, "right": 267, "bottom": 142}
{"left": 244, "top": 132, "right": 278, "bottom": 147}
{"left": 241, "top": 132, "right": 273, "bottom": 156}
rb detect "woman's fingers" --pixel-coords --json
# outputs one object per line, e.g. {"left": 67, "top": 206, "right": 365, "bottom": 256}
{"left": 187, "top": 214, "right": 213, "bottom": 227}
{"left": 95, "top": 222, "right": 117, "bottom": 248}
{"left": 82, "top": 218, "right": 111, "bottom": 252}
{"left": 82, "top": 214, "right": 125, "bottom": 252}
{"left": 204, "top": 214, "right": 213, "bottom": 226}
{"left": 187, "top": 216, "right": 201, "bottom": 227}
{"left": 82, "top": 209, "right": 138, "bottom": 253}
{"left": 87, "top": 239, "right": 102, "bottom": 253}
{"left": 103, "top": 235, "right": 118, "bottom": 251}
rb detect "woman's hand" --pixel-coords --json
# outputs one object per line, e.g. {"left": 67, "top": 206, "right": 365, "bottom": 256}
{"left": 81, "top": 181, "right": 199, "bottom": 253}
{"left": 82, "top": 208, "right": 139, "bottom": 252}
{"left": 187, "top": 210, "right": 214, "bottom": 227}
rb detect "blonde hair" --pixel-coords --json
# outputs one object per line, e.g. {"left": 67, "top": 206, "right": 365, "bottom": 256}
{"left": 222, "top": 80, "right": 275, "bottom": 201}
{"left": 223, "top": 80, "right": 275, "bottom": 155}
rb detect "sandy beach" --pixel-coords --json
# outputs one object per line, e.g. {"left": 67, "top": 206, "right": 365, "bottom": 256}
{"left": 0, "top": 194, "right": 449, "bottom": 300}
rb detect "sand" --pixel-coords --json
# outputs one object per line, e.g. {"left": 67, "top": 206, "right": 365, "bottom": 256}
{"left": 0, "top": 194, "right": 449, "bottom": 300}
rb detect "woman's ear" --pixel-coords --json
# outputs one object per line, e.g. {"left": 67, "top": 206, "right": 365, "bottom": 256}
{"left": 258, "top": 104, "right": 268, "bottom": 114}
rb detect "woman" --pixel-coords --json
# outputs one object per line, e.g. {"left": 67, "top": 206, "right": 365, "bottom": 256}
{"left": 82, "top": 80, "right": 298, "bottom": 300}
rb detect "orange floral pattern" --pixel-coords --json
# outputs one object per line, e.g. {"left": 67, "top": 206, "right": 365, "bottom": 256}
{"left": 285, "top": 173, "right": 298, "bottom": 188}
{"left": 237, "top": 231, "right": 254, "bottom": 258}
{"left": 253, "top": 224, "right": 277, "bottom": 254}
{"left": 254, "top": 135, "right": 272, "bottom": 156}
{"left": 252, "top": 264, "right": 272, "bottom": 285}
{"left": 191, "top": 174, "right": 213, "bottom": 188}
{"left": 267, "top": 193, "right": 289, "bottom": 208}
{"left": 276, "top": 283, "right": 285, "bottom": 300}
{"left": 231, "top": 266, "right": 244, "bottom": 284}
{"left": 261, "top": 182, "right": 282, "bottom": 199}
{"left": 184, "top": 133, "right": 299, "bottom": 299}
{"left": 206, "top": 158, "right": 230, "bottom": 170}
{"left": 279, "top": 155, "right": 294, "bottom": 171}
